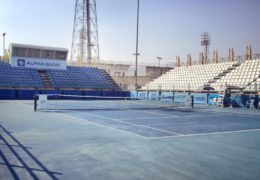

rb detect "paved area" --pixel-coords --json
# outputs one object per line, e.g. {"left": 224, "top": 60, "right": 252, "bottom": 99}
{"left": 1, "top": 100, "right": 260, "bottom": 179}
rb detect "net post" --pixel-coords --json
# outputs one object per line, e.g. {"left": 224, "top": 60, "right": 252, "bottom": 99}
{"left": 191, "top": 95, "right": 194, "bottom": 108}
{"left": 55, "top": 94, "right": 58, "bottom": 110}
{"left": 124, "top": 97, "right": 127, "bottom": 109}
{"left": 34, "top": 94, "right": 37, "bottom": 112}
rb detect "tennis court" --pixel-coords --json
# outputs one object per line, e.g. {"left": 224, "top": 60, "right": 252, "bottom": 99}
{"left": 36, "top": 96, "right": 260, "bottom": 139}
{"left": 1, "top": 99, "right": 260, "bottom": 179}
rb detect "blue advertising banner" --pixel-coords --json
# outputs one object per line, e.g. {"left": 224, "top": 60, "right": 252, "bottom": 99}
{"left": 231, "top": 95, "right": 244, "bottom": 107}
{"left": 174, "top": 93, "right": 188, "bottom": 103}
{"left": 148, "top": 92, "right": 160, "bottom": 100}
{"left": 161, "top": 92, "right": 174, "bottom": 102}
{"left": 11, "top": 57, "right": 67, "bottom": 70}
{"left": 130, "top": 91, "right": 138, "bottom": 99}
{"left": 191, "top": 93, "right": 207, "bottom": 104}
{"left": 138, "top": 91, "right": 148, "bottom": 100}
{"left": 208, "top": 94, "right": 222, "bottom": 105}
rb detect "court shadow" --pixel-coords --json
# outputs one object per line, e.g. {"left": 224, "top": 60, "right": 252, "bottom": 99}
{"left": 0, "top": 125, "right": 62, "bottom": 180}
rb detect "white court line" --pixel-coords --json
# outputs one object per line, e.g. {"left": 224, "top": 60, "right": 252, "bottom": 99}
{"left": 113, "top": 114, "right": 222, "bottom": 121}
{"left": 34, "top": 101, "right": 260, "bottom": 140}
{"left": 56, "top": 111, "right": 149, "bottom": 139}
{"left": 149, "top": 128, "right": 260, "bottom": 140}
{"left": 84, "top": 118, "right": 150, "bottom": 139}
{"left": 196, "top": 108, "right": 260, "bottom": 117}
{"left": 134, "top": 109, "right": 178, "bottom": 117}
{"left": 147, "top": 122, "right": 194, "bottom": 126}
{"left": 75, "top": 111, "right": 183, "bottom": 136}
{"left": 41, "top": 109, "right": 260, "bottom": 141}
{"left": 131, "top": 108, "right": 216, "bottom": 118}
{"left": 113, "top": 116, "right": 180, "bottom": 120}
{"left": 37, "top": 102, "right": 181, "bottom": 137}
{"left": 182, "top": 114, "right": 220, "bottom": 118}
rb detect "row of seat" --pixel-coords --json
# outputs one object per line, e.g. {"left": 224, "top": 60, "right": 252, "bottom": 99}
{"left": 142, "top": 60, "right": 260, "bottom": 92}
{"left": 142, "top": 62, "right": 236, "bottom": 91}
{"left": 47, "top": 66, "right": 117, "bottom": 89}
{"left": 212, "top": 59, "right": 260, "bottom": 89}
{"left": 0, "top": 61, "right": 44, "bottom": 88}
{"left": 0, "top": 60, "right": 119, "bottom": 90}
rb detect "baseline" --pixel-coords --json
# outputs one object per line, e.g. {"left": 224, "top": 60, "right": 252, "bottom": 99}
{"left": 149, "top": 128, "right": 260, "bottom": 140}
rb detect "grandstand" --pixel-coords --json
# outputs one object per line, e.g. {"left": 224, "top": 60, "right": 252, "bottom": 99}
{"left": 0, "top": 60, "right": 119, "bottom": 90}
{"left": 141, "top": 61, "right": 236, "bottom": 91}
{"left": 0, "top": 60, "right": 43, "bottom": 88}
{"left": 47, "top": 66, "right": 118, "bottom": 89}
{"left": 0, "top": 43, "right": 120, "bottom": 101}
{"left": 141, "top": 59, "right": 260, "bottom": 93}
{"left": 244, "top": 79, "right": 260, "bottom": 92}
{"left": 1, "top": 42, "right": 260, "bottom": 104}
{"left": 212, "top": 59, "right": 260, "bottom": 91}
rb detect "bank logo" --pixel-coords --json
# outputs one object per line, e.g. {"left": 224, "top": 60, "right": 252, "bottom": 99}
{"left": 17, "top": 59, "right": 25, "bottom": 66}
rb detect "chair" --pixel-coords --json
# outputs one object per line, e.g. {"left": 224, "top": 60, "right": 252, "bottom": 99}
{"left": 246, "top": 100, "right": 255, "bottom": 109}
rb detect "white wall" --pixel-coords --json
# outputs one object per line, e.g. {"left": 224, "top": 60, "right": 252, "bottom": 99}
{"left": 127, "top": 65, "right": 146, "bottom": 76}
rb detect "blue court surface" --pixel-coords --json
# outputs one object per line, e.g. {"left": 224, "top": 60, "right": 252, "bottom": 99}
{"left": 1, "top": 100, "right": 260, "bottom": 179}
{"left": 64, "top": 105, "right": 260, "bottom": 139}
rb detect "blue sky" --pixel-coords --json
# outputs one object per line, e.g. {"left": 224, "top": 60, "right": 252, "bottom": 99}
{"left": 0, "top": 0, "right": 260, "bottom": 65}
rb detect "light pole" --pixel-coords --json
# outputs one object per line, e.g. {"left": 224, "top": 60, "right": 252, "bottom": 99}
{"left": 2, "top": 32, "right": 6, "bottom": 59}
{"left": 157, "top": 57, "right": 162, "bottom": 67}
{"left": 201, "top": 32, "right": 211, "bottom": 64}
{"left": 134, "top": 0, "right": 140, "bottom": 90}
{"left": 133, "top": 53, "right": 140, "bottom": 89}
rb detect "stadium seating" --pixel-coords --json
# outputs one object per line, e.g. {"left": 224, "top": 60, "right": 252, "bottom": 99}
{"left": 212, "top": 59, "right": 260, "bottom": 90}
{"left": 2, "top": 58, "right": 260, "bottom": 92}
{"left": 141, "top": 62, "right": 236, "bottom": 91}
{"left": 47, "top": 66, "right": 118, "bottom": 89}
{"left": 0, "top": 60, "right": 119, "bottom": 90}
{"left": 243, "top": 78, "right": 260, "bottom": 92}
{"left": 0, "top": 61, "right": 43, "bottom": 88}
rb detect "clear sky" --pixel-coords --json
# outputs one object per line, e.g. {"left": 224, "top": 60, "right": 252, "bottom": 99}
{"left": 0, "top": 0, "right": 260, "bottom": 65}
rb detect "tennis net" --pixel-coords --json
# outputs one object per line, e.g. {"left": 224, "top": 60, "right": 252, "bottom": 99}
{"left": 34, "top": 94, "right": 194, "bottom": 112}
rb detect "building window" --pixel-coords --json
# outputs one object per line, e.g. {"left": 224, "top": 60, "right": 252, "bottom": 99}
{"left": 55, "top": 51, "right": 67, "bottom": 60}
{"left": 12, "top": 47, "right": 26, "bottom": 57}
{"left": 27, "top": 48, "right": 40, "bottom": 58}
{"left": 41, "top": 50, "right": 54, "bottom": 59}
